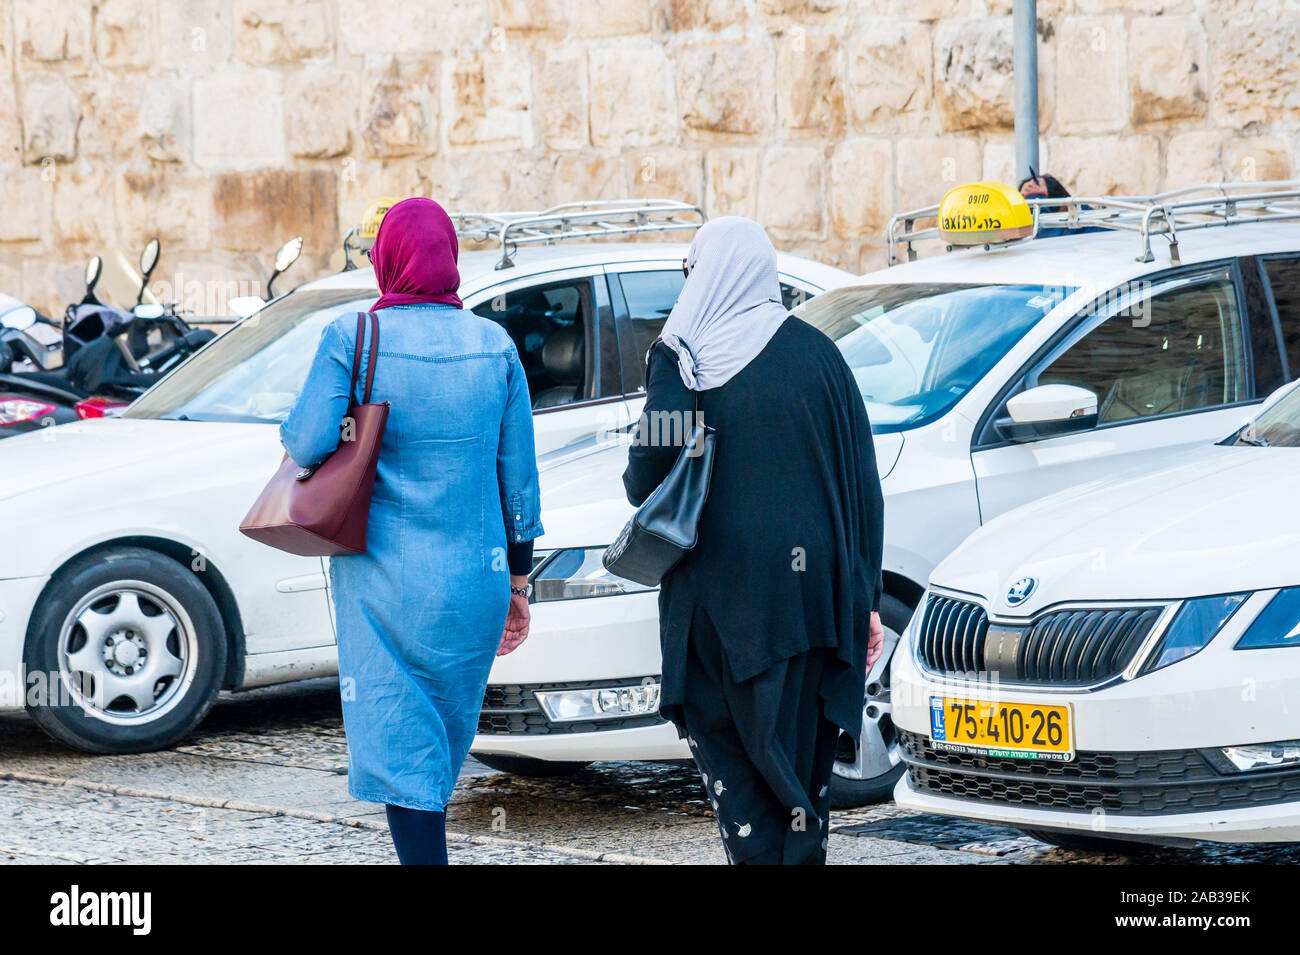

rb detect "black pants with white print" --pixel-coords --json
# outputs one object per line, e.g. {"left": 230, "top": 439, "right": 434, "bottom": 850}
{"left": 680, "top": 610, "right": 839, "bottom": 865}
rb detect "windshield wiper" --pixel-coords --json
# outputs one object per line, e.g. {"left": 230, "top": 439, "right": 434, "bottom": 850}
{"left": 1236, "top": 432, "right": 1270, "bottom": 447}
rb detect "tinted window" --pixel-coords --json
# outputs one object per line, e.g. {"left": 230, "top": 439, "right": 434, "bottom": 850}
{"left": 1039, "top": 276, "right": 1248, "bottom": 424}
{"left": 1264, "top": 255, "right": 1300, "bottom": 379}
{"left": 473, "top": 278, "right": 591, "bottom": 409}
{"left": 619, "top": 270, "right": 683, "bottom": 366}
{"left": 617, "top": 270, "right": 811, "bottom": 391}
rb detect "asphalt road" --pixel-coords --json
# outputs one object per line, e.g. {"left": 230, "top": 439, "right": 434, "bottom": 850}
{"left": 0, "top": 679, "right": 1296, "bottom": 865}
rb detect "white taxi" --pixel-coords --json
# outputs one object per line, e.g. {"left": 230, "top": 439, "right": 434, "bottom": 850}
{"left": 471, "top": 181, "right": 1300, "bottom": 807}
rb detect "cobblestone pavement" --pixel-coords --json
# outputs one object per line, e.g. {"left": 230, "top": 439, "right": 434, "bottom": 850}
{"left": 1, "top": 679, "right": 1297, "bottom": 865}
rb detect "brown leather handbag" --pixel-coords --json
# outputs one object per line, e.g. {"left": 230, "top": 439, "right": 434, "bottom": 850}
{"left": 239, "top": 312, "right": 388, "bottom": 557}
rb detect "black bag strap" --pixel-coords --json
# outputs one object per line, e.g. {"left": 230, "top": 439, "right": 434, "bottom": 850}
{"left": 647, "top": 334, "right": 702, "bottom": 427}
{"left": 349, "top": 312, "right": 380, "bottom": 405}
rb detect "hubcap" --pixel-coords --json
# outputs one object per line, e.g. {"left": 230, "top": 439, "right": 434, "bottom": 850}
{"left": 57, "top": 581, "right": 199, "bottom": 725}
{"left": 833, "top": 625, "right": 902, "bottom": 784}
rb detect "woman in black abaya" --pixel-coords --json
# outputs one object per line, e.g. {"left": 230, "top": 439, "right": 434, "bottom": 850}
{"left": 623, "top": 217, "right": 886, "bottom": 866}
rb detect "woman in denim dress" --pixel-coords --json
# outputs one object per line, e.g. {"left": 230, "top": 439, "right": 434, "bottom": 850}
{"left": 280, "top": 198, "right": 543, "bottom": 864}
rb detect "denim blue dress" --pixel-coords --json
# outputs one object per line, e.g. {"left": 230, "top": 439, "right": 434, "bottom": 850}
{"left": 280, "top": 303, "right": 543, "bottom": 811}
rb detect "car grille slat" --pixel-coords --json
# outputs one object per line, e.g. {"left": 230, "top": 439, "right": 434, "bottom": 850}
{"left": 901, "top": 730, "right": 1300, "bottom": 816}
{"left": 916, "top": 595, "right": 1163, "bottom": 687}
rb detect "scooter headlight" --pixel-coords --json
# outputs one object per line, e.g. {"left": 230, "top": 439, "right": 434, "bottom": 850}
{"left": 1235, "top": 587, "right": 1300, "bottom": 650}
{"left": 529, "top": 548, "right": 657, "bottom": 602}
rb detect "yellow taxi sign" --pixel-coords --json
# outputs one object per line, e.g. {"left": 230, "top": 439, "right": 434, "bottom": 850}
{"left": 937, "top": 181, "right": 1034, "bottom": 247}
{"left": 355, "top": 197, "right": 401, "bottom": 250}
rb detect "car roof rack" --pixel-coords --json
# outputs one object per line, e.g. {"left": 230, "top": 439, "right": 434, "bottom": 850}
{"left": 449, "top": 199, "right": 706, "bottom": 270}
{"left": 887, "top": 180, "right": 1300, "bottom": 267}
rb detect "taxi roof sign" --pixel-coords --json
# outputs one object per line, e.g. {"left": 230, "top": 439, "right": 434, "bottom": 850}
{"left": 355, "top": 197, "right": 401, "bottom": 250}
{"left": 937, "top": 181, "right": 1034, "bottom": 248}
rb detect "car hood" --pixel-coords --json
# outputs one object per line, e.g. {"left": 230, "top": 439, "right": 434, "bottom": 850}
{"left": 934, "top": 446, "right": 1300, "bottom": 615}
{"left": 0, "top": 418, "right": 273, "bottom": 505}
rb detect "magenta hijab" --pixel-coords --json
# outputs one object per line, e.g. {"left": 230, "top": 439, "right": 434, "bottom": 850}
{"left": 369, "top": 197, "right": 463, "bottom": 311}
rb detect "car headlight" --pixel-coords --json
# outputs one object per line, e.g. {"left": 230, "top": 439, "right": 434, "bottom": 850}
{"left": 1234, "top": 587, "right": 1300, "bottom": 650}
{"left": 528, "top": 548, "right": 657, "bottom": 602}
{"left": 1139, "top": 593, "right": 1248, "bottom": 675}
{"left": 534, "top": 682, "right": 661, "bottom": 722}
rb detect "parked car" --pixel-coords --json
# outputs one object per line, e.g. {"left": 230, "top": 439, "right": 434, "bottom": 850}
{"left": 0, "top": 200, "right": 852, "bottom": 754}
{"left": 471, "top": 181, "right": 1300, "bottom": 807}
{"left": 890, "top": 378, "right": 1300, "bottom": 847}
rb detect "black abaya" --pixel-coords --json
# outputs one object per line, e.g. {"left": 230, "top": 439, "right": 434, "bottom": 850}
{"left": 623, "top": 316, "right": 885, "bottom": 865}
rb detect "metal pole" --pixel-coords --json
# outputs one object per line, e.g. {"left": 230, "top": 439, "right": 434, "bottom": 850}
{"left": 1013, "top": 0, "right": 1039, "bottom": 184}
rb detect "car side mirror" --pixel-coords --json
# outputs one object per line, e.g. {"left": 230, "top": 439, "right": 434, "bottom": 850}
{"left": 995, "top": 384, "right": 1099, "bottom": 443}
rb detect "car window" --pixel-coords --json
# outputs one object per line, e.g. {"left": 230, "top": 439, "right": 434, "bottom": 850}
{"left": 472, "top": 278, "right": 592, "bottom": 410}
{"left": 1038, "top": 275, "right": 1248, "bottom": 424}
{"left": 125, "top": 289, "right": 374, "bottom": 423}
{"left": 616, "top": 269, "right": 813, "bottom": 392}
{"left": 1263, "top": 255, "right": 1300, "bottom": 379}
{"left": 796, "top": 283, "right": 1069, "bottom": 433}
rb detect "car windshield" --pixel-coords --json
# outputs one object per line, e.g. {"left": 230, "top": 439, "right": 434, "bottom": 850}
{"left": 795, "top": 282, "right": 1071, "bottom": 433}
{"left": 124, "top": 288, "right": 376, "bottom": 424}
{"left": 1235, "top": 384, "right": 1300, "bottom": 448}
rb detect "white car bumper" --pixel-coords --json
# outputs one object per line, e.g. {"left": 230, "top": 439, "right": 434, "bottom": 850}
{"left": 891, "top": 594, "right": 1300, "bottom": 843}
{"left": 471, "top": 590, "right": 691, "bottom": 762}
{"left": 0, "top": 575, "right": 49, "bottom": 712}
{"left": 894, "top": 774, "right": 1300, "bottom": 844}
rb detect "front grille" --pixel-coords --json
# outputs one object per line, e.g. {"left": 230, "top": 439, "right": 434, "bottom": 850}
{"left": 901, "top": 730, "right": 1300, "bottom": 816}
{"left": 917, "top": 593, "right": 1164, "bottom": 685}
{"left": 478, "top": 679, "right": 665, "bottom": 736}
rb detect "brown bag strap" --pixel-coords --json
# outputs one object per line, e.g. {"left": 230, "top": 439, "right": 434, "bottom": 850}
{"left": 348, "top": 312, "right": 380, "bottom": 405}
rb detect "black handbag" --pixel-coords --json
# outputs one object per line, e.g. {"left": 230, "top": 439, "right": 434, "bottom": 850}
{"left": 602, "top": 390, "right": 716, "bottom": 587}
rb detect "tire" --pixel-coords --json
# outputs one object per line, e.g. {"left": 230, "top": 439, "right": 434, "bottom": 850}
{"left": 473, "top": 753, "right": 590, "bottom": 778}
{"left": 1018, "top": 828, "right": 1148, "bottom": 854}
{"left": 829, "top": 593, "right": 914, "bottom": 809}
{"left": 24, "top": 546, "right": 227, "bottom": 754}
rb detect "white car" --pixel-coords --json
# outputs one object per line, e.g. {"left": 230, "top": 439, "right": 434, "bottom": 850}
{"left": 472, "top": 182, "right": 1300, "bottom": 807}
{"left": 891, "top": 378, "right": 1300, "bottom": 846}
{"left": 0, "top": 201, "right": 851, "bottom": 754}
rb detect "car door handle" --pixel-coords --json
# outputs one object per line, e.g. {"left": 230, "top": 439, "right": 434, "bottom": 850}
{"left": 275, "top": 574, "right": 328, "bottom": 594}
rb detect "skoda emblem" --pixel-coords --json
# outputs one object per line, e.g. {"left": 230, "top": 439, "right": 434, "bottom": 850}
{"left": 1006, "top": 576, "right": 1037, "bottom": 606}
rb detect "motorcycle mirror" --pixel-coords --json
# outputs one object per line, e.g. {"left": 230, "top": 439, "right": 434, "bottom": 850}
{"left": 274, "top": 236, "right": 303, "bottom": 274}
{"left": 266, "top": 236, "right": 303, "bottom": 299}
{"left": 136, "top": 237, "right": 160, "bottom": 305}
{"left": 0, "top": 306, "right": 37, "bottom": 331}
{"left": 139, "top": 237, "right": 160, "bottom": 278}
{"left": 84, "top": 256, "right": 103, "bottom": 291}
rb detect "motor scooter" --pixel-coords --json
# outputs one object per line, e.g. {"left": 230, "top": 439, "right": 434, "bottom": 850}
{"left": 0, "top": 238, "right": 216, "bottom": 437}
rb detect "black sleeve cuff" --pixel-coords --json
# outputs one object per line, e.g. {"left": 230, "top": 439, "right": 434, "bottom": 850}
{"left": 507, "top": 539, "right": 534, "bottom": 577}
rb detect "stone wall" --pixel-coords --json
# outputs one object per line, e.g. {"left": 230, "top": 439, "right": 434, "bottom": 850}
{"left": 1, "top": 0, "right": 1297, "bottom": 314}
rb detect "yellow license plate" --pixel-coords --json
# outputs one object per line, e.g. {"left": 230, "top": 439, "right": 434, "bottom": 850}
{"left": 930, "top": 696, "right": 1074, "bottom": 762}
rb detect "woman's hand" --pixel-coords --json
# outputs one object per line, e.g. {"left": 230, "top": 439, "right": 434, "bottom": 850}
{"left": 866, "top": 611, "right": 884, "bottom": 670}
{"left": 498, "top": 575, "right": 531, "bottom": 656}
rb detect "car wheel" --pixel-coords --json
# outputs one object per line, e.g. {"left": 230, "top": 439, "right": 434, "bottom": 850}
{"left": 829, "top": 593, "right": 912, "bottom": 809}
{"left": 1018, "top": 828, "right": 1149, "bottom": 854}
{"left": 472, "top": 753, "right": 591, "bottom": 778}
{"left": 24, "top": 547, "right": 227, "bottom": 754}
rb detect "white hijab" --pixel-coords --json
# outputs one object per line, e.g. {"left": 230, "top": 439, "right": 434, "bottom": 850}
{"left": 659, "top": 217, "right": 790, "bottom": 391}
